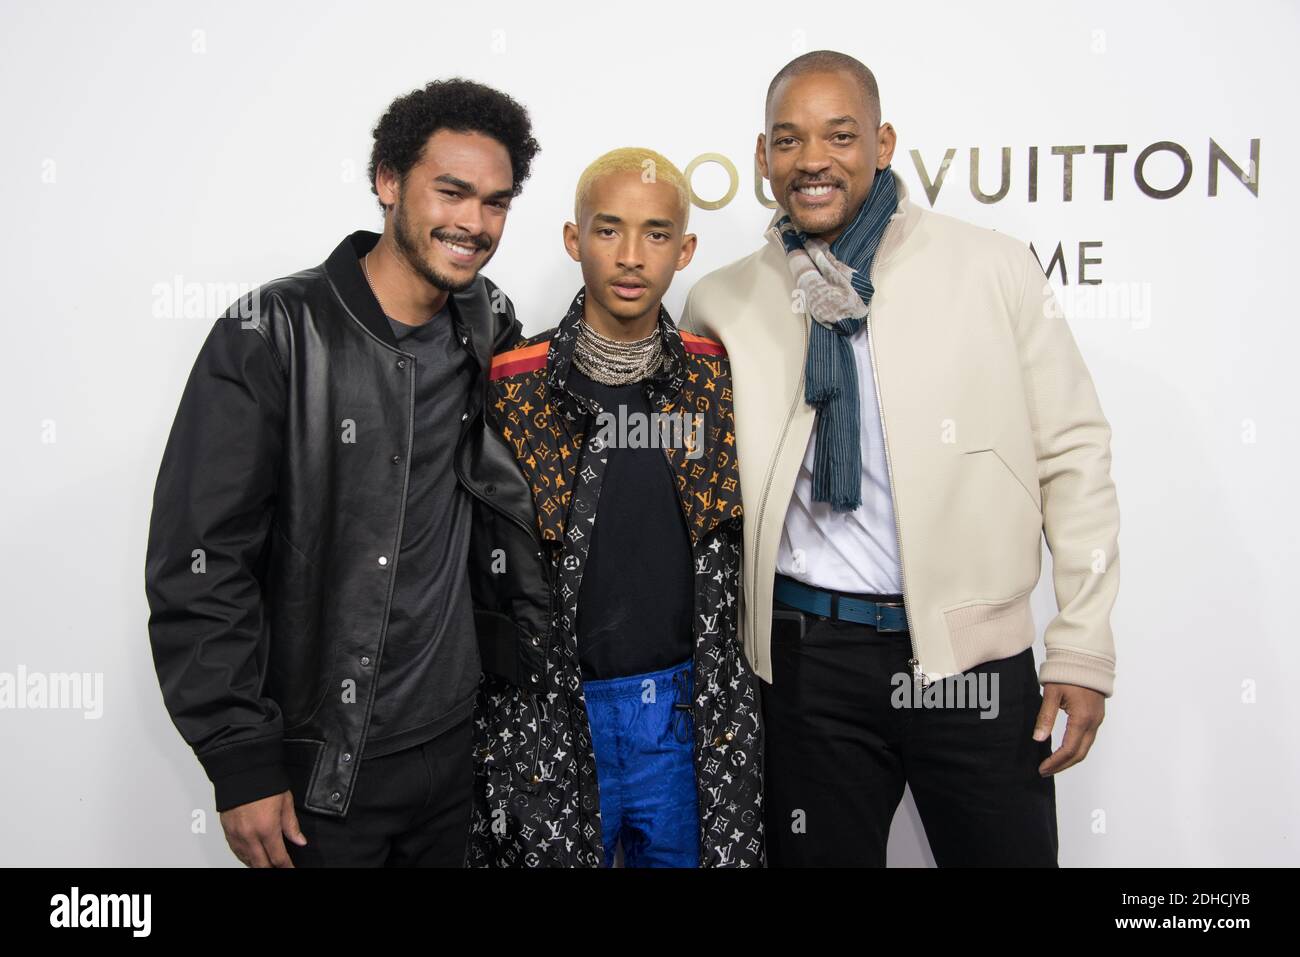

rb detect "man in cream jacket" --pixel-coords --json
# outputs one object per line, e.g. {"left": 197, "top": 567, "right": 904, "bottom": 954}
{"left": 680, "top": 51, "right": 1120, "bottom": 867}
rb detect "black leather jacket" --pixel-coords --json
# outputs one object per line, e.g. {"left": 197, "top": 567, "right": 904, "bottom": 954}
{"left": 144, "top": 230, "right": 520, "bottom": 817}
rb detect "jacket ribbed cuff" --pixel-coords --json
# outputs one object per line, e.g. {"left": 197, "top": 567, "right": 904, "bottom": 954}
{"left": 210, "top": 763, "right": 292, "bottom": 813}
{"left": 1039, "top": 647, "right": 1115, "bottom": 698}
{"left": 198, "top": 736, "right": 290, "bottom": 813}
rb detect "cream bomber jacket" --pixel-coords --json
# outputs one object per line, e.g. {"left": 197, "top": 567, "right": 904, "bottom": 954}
{"left": 680, "top": 171, "right": 1120, "bottom": 696}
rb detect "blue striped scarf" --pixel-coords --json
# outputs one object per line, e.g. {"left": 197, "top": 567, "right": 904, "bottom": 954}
{"left": 772, "top": 166, "right": 898, "bottom": 511}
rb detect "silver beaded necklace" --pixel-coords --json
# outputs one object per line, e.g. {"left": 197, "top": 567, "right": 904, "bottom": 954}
{"left": 572, "top": 317, "right": 664, "bottom": 386}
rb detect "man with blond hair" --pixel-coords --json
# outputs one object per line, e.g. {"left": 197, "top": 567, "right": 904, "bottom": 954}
{"left": 461, "top": 147, "right": 762, "bottom": 867}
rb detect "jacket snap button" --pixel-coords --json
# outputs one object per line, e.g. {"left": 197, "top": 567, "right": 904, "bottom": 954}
{"left": 342, "top": 753, "right": 352, "bottom": 763}
{"left": 461, "top": 411, "right": 469, "bottom": 421}
{"left": 485, "top": 483, "right": 497, "bottom": 495}
{"left": 460, "top": 335, "right": 468, "bottom": 345}
{"left": 530, "top": 674, "right": 539, "bottom": 684}
{"left": 392, "top": 454, "right": 401, "bottom": 464}
{"left": 531, "top": 637, "right": 540, "bottom": 646}
{"left": 330, "top": 791, "right": 341, "bottom": 802}
{"left": 377, "top": 555, "right": 388, "bottom": 566}
{"left": 360, "top": 656, "right": 371, "bottom": 666}
{"left": 396, "top": 359, "right": 406, "bottom": 369}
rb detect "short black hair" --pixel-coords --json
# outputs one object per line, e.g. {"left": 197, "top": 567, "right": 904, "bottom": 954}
{"left": 368, "top": 78, "right": 541, "bottom": 211}
{"left": 765, "top": 51, "right": 881, "bottom": 129}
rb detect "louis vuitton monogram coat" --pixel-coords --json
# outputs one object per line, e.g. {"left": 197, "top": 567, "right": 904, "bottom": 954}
{"left": 458, "top": 287, "right": 764, "bottom": 867}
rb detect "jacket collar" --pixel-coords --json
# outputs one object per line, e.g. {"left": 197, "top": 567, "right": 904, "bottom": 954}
{"left": 325, "top": 230, "right": 477, "bottom": 362}
{"left": 763, "top": 168, "right": 921, "bottom": 270}
{"left": 545, "top": 285, "right": 689, "bottom": 425}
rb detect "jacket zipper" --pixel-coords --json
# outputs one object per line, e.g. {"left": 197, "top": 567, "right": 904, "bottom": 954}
{"left": 863, "top": 305, "right": 929, "bottom": 688}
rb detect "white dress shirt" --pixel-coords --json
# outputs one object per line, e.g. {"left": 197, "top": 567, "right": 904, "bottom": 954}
{"left": 775, "top": 322, "right": 904, "bottom": 595}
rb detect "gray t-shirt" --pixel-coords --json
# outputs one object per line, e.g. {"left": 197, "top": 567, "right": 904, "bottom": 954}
{"left": 364, "top": 304, "right": 479, "bottom": 758}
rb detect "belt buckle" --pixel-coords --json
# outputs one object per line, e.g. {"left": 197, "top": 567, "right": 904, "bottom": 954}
{"left": 873, "top": 601, "right": 905, "bottom": 633}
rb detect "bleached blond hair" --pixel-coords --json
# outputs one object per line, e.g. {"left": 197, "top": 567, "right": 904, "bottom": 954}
{"left": 573, "top": 147, "right": 690, "bottom": 230}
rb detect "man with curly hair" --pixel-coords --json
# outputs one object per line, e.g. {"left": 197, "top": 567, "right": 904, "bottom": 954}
{"left": 145, "top": 78, "right": 539, "bottom": 867}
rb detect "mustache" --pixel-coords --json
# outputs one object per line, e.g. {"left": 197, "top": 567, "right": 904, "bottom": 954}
{"left": 432, "top": 229, "right": 490, "bottom": 251}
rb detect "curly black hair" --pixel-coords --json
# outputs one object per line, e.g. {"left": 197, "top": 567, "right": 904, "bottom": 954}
{"left": 368, "top": 78, "right": 541, "bottom": 211}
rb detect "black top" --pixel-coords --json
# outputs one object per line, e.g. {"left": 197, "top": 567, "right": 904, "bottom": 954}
{"left": 364, "top": 303, "right": 478, "bottom": 758}
{"left": 566, "top": 367, "right": 695, "bottom": 681}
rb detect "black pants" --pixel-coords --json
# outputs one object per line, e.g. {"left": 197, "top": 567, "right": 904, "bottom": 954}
{"left": 286, "top": 715, "right": 473, "bottom": 867}
{"left": 762, "top": 607, "right": 1058, "bottom": 867}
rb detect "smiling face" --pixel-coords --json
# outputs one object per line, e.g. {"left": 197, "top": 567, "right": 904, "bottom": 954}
{"left": 757, "top": 70, "right": 896, "bottom": 245}
{"left": 376, "top": 128, "right": 515, "bottom": 292}
{"left": 563, "top": 168, "right": 696, "bottom": 336}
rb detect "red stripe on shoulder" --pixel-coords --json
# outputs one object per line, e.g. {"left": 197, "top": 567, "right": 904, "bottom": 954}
{"left": 680, "top": 331, "right": 727, "bottom": 357}
{"left": 489, "top": 340, "right": 549, "bottom": 381}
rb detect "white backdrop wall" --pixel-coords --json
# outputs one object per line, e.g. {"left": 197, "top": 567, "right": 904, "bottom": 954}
{"left": 1, "top": 0, "right": 1296, "bottom": 866}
